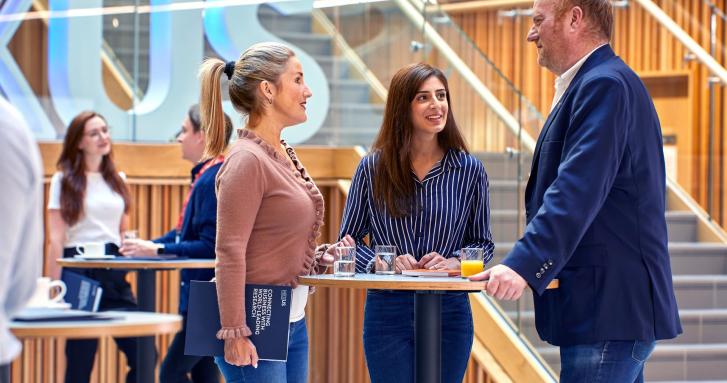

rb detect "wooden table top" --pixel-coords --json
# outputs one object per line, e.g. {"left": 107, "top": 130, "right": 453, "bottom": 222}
{"left": 10, "top": 311, "right": 182, "bottom": 338}
{"left": 299, "top": 273, "right": 487, "bottom": 291}
{"left": 57, "top": 258, "right": 215, "bottom": 270}
{"left": 300, "top": 274, "right": 560, "bottom": 291}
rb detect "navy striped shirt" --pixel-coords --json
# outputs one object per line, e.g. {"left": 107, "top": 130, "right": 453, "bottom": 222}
{"left": 339, "top": 149, "right": 495, "bottom": 273}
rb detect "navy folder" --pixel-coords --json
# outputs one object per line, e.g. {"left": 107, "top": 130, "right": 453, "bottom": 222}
{"left": 184, "top": 281, "right": 292, "bottom": 361}
{"left": 61, "top": 270, "right": 103, "bottom": 312}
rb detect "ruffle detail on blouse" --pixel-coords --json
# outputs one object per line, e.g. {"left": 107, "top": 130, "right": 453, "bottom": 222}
{"left": 237, "top": 128, "right": 289, "bottom": 166}
{"left": 282, "top": 142, "right": 325, "bottom": 281}
{"left": 216, "top": 325, "right": 252, "bottom": 340}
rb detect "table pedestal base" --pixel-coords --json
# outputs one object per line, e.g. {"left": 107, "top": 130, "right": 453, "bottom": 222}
{"left": 136, "top": 270, "right": 157, "bottom": 383}
{"left": 415, "top": 291, "right": 442, "bottom": 383}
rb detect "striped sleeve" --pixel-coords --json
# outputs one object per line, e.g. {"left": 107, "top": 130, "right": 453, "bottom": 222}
{"left": 463, "top": 161, "right": 495, "bottom": 264}
{"left": 339, "top": 158, "right": 376, "bottom": 273}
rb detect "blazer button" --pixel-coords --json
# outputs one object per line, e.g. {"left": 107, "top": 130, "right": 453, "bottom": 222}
{"left": 548, "top": 260, "right": 553, "bottom": 266}
{"left": 539, "top": 268, "right": 545, "bottom": 274}
{"left": 536, "top": 272, "right": 542, "bottom": 279}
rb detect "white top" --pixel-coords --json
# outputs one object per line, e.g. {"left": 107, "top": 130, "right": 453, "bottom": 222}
{"left": 48, "top": 171, "right": 126, "bottom": 247}
{"left": 289, "top": 285, "right": 308, "bottom": 322}
{"left": 0, "top": 98, "right": 43, "bottom": 364}
{"left": 550, "top": 43, "right": 608, "bottom": 111}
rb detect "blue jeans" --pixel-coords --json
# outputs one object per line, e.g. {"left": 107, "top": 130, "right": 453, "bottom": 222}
{"left": 560, "top": 340, "right": 656, "bottom": 383}
{"left": 214, "top": 318, "right": 308, "bottom": 383}
{"left": 363, "top": 290, "right": 473, "bottom": 383}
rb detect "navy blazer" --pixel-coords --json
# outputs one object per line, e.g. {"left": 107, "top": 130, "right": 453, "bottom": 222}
{"left": 502, "top": 45, "right": 682, "bottom": 346}
{"left": 154, "top": 159, "right": 221, "bottom": 314}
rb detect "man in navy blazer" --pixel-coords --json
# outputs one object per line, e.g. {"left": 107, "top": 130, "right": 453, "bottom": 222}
{"left": 471, "top": 0, "right": 682, "bottom": 381}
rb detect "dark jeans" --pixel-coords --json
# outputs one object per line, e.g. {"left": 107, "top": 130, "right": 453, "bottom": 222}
{"left": 160, "top": 316, "right": 219, "bottom": 383}
{"left": 0, "top": 363, "right": 9, "bottom": 383}
{"left": 63, "top": 244, "right": 154, "bottom": 383}
{"left": 559, "top": 340, "right": 656, "bottom": 383}
{"left": 214, "top": 318, "right": 308, "bottom": 383}
{"left": 362, "top": 290, "right": 473, "bottom": 383}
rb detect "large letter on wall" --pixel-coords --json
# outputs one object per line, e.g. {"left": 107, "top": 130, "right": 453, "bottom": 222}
{"left": 204, "top": 0, "right": 329, "bottom": 144}
{"left": 0, "top": 0, "right": 56, "bottom": 137}
{"left": 48, "top": 0, "right": 203, "bottom": 141}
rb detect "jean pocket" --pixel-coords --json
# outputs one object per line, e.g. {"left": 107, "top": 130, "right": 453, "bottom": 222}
{"left": 631, "top": 340, "right": 656, "bottom": 362}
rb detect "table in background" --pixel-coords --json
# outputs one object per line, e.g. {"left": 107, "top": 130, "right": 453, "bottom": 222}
{"left": 56, "top": 258, "right": 214, "bottom": 383}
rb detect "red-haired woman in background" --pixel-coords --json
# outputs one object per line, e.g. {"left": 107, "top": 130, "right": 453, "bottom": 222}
{"left": 46, "top": 111, "right": 142, "bottom": 383}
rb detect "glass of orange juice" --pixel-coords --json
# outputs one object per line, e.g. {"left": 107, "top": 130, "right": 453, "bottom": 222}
{"left": 460, "top": 248, "right": 484, "bottom": 277}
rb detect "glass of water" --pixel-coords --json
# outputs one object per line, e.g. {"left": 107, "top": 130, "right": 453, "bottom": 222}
{"left": 374, "top": 245, "right": 396, "bottom": 275}
{"left": 334, "top": 246, "right": 356, "bottom": 277}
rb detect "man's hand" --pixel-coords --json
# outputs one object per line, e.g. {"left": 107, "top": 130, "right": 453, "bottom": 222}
{"left": 119, "top": 239, "right": 160, "bottom": 257}
{"left": 469, "top": 264, "right": 528, "bottom": 300}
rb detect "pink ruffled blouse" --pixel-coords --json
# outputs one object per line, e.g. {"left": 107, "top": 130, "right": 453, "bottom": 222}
{"left": 214, "top": 129, "right": 325, "bottom": 340}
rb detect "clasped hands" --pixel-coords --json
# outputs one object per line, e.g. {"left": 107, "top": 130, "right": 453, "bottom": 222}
{"left": 392, "top": 252, "right": 459, "bottom": 273}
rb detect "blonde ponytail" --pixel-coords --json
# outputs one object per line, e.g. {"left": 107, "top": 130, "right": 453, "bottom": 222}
{"left": 198, "top": 58, "right": 228, "bottom": 159}
{"left": 199, "top": 42, "right": 296, "bottom": 155}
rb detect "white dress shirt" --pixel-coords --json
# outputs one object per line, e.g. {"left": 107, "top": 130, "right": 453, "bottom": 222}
{"left": 550, "top": 44, "right": 608, "bottom": 111}
{"left": 0, "top": 98, "right": 43, "bottom": 364}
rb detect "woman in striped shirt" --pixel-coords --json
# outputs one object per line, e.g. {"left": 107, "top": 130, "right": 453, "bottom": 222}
{"left": 339, "top": 63, "right": 495, "bottom": 383}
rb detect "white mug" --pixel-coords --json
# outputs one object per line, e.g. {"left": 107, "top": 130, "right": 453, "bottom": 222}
{"left": 26, "top": 277, "right": 66, "bottom": 308}
{"left": 75, "top": 242, "right": 105, "bottom": 257}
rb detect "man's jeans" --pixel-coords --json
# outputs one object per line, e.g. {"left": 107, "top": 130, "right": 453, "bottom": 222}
{"left": 214, "top": 318, "right": 308, "bottom": 383}
{"left": 560, "top": 340, "right": 656, "bottom": 383}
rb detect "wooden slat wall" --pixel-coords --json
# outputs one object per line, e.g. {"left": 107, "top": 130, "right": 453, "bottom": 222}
{"left": 12, "top": 143, "right": 508, "bottom": 383}
{"left": 446, "top": 0, "right": 727, "bottom": 223}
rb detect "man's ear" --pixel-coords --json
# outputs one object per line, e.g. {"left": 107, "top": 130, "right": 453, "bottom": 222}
{"left": 569, "top": 6, "right": 584, "bottom": 30}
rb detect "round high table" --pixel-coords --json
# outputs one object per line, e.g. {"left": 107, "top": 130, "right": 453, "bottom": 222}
{"left": 11, "top": 311, "right": 181, "bottom": 383}
{"left": 299, "top": 273, "right": 486, "bottom": 383}
{"left": 57, "top": 258, "right": 215, "bottom": 383}
{"left": 10, "top": 311, "right": 182, "bottom": 338}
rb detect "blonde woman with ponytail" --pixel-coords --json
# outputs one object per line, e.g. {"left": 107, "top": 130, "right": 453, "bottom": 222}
{"left": 199, "top": 42, "right": 353, "bottom": 382}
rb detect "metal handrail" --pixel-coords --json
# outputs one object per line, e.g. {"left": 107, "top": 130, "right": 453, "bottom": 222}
{"left": 310, "top": 9, "right": 389, "bottom": 101}
{"left": 394, "top": 0, "right": 538, "bottom": 152}
{"left": 633, "top": 0, "right": 727, "bottom": 85}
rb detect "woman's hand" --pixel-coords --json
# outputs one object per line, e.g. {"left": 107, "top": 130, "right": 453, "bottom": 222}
{"left": 224, "top": 337, "right": 259, "bottom": 368}
{"left": 430, "top": 257, "right": 461, "bottom": 270}
{"left": 321, "top": 235, "right": 355, "bottom": 267}
{"left": 394, "top": 254, "right": 418, "bottom": 273}
{"left": 418, "top": 252, "right": 446, "bottom": 269}
{"left": 119, "top": 239, "right": 160, "bottom": 257}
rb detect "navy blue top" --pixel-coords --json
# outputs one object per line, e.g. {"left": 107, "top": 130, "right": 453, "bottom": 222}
{"left": 154, "top": 159, "right": 221, "bottom": 314}
{"left": 339, "top": 150, "right": 494, "bottom": 273}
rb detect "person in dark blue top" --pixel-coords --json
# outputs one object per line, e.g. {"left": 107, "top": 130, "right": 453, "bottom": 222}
{"left": 120, "top": 104, "right": 233, "bottom": 383}
{"left": 339, "top": 63, "right": 494, "bottom": 383}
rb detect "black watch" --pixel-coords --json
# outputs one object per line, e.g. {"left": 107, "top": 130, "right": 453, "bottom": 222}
{"left": 156, "top": 244, "right": 165, "bottom": 255}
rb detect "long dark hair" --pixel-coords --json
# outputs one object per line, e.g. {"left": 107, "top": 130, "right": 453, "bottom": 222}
{"left": 371, "top": 63, "right": 468, "bottom": 218}
{"left": 57, "top": 111, "right": 130, "bottom": 226}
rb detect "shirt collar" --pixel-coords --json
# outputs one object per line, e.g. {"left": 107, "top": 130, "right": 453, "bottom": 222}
{"left": 190, "top": 158, "right": 211, "bottom": 181}
{"left": 441, "top": 149, "right": 463, "bottom": 170}
{"left": 555, "top": 43, "right": 607, "bottom": 90}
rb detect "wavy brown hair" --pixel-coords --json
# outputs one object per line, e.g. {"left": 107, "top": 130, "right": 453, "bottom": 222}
{"left": 57, "top": 111, "right": 130, "bottom": 226}
{"left": 372, "top": 63, "right": 468, "bottom": 218}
